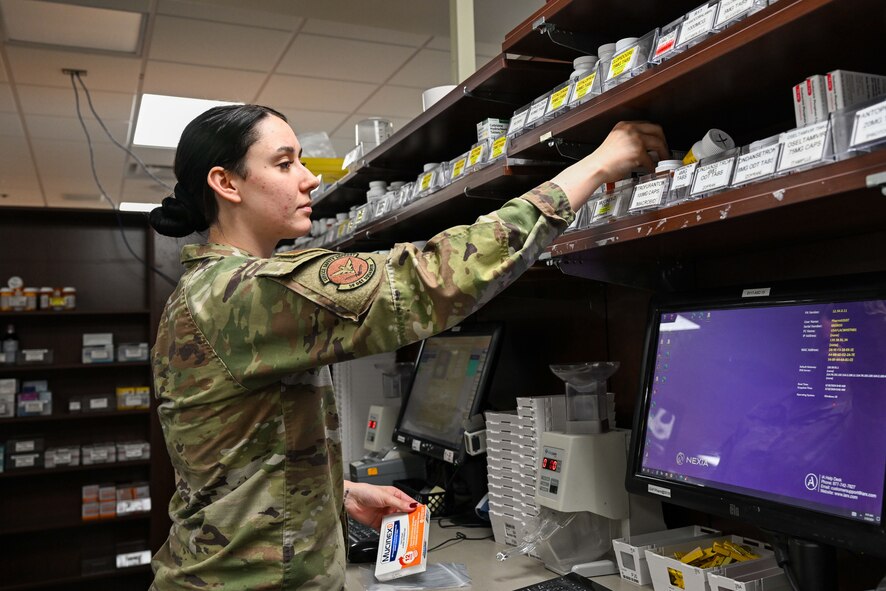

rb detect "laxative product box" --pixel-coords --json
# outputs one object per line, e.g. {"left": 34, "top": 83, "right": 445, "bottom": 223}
{"left": 826, "top": 70, "right": 886, "bottom": 113}
{"left": 374, "top": 504, "right": 430, "bottom": 581}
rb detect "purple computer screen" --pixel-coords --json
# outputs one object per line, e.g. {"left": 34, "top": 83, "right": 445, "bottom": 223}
{"left": 641, "top": 299, "right": 886, "bottom": 525}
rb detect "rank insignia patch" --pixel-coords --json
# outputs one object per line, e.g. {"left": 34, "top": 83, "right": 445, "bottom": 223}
{"left": 319, "top": 254, "right": 376, "bottom": 291}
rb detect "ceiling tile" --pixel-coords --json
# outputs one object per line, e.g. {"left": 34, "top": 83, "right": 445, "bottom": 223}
{"left": 120, "top": 178, "right": 169, "bottom": 202}
{"left": 0, "top": 112, "right": 23, "bottom": 136}
{"left": 355, "top": 85, "right": 424, "bottom": 119}
{"left": 301, "top": 19, "right": 431, "bottom": 47}
{"left": 0, "top": 83, "right": 18, "bottom": 112}
{"left": 333, "top": 114, "right": 415, "bottom": 141}
{"left": 0, "top": 192, "right": 43, "bottom": 207}
{"left": 16, "top": 85, "right": 135, "bottom": 119}
{"left": 426, "top": 36, "right": 499, "bottom": 57}
{"left": 258, "top": 75, "right": 377, "bottom": 113}
{"left": 44, "top": 190, "right": 113, "bottom": 209}
{"left": 32, "top": 139, "right": 127, "bottom": 186}
{"left": 130, "top": 146, "right": 176, "bottom": 168}
{"left": 388, "top": 49, "right": 452, "bottom": 89}
{"left": 0, "top": 51, "right": 6, "bottom": 82}
{"left": 149, "top": 15, "right": 293, "bottom": 71}
{"left": 5, "top": 46, "right": 141, "bottom": 93}
{"left": 275, "top": 108, "right": 349, "bottom": 136}
{"left": 0, "top": 137, "right": 36, "bottom": 171}
{"left": 157, "top": 0, "right": 303, "bottom": 31}
{"left": 143, "top": 61, "right": 266, "bottom": 103}
{"left": 278, "top": 35, "right": 416, "bottom": 84}
{"left": 25, "top": 114, "right": 130, "bottom": 144}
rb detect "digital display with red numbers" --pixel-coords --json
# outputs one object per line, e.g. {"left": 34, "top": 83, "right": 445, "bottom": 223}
{"left": 368, "top": 420, "right": 377, "bottom": 429}
{"left": 541, "top": 457, "right": 560, "bottom": 472}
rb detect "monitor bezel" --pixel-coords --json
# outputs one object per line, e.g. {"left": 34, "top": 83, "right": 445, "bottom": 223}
{"left": 625, "top": 274, "right": 886, "bottom": 556}
{"left": 392, "top": 323, "right": 502, "bottom": 466}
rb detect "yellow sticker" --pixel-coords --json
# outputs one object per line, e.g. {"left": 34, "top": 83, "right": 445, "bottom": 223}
{"left": 367, "top": 467, "right": 379, "bottom": 476}
{"left": 572, "top": 72, "right": 597, "bottom": 102}
{"left": 355, "top": 208, "right": 365, "bottom": 223}
{"left": 667, "top": 567, "right": 686, "bottom": 589}
{"left": 491, "top": 136, "right": 508, "bottom": 159}
{"left": 547, "top": 86, "right": 570, "bottom": 112}
{"left": 608, "top": 46, "right": 637, "bottom": 79}
{"left": 452, "top": 158, "right": 467, "bottom": 179}
{"left": 468, "top": 145, "right": 484, "bottom": 166}
{"left": 420, "top": 172, "right": 433, "bottom": 190}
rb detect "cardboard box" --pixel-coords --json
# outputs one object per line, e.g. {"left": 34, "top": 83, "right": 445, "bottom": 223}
{"left": 804, "top": 75, "right": 828, "bottom": 124}
{"left": 374, "top": 504, "right": 430, "bottom": 581}
{"left": 613, "top": 525, "right": 719, "bottom": 586}
{"left": 826, "top": 70, "right": 886, "bottom": 113}
{"left": 115, "top": 386, "right": 150, "bottom": 410}
{"left": 791, "top": 83, "right": 806, "bottom": 128}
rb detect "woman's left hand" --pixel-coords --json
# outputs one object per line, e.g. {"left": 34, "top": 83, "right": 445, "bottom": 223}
{"left": 344, "top": 480, "right": 419, "bottom": 530}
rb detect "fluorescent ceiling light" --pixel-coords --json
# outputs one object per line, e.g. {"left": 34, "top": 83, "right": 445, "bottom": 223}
{"left": 133, "top": 94, "right": 242, "bottom": 149}
{"left": 119, "top": 201, "right": 159, "bottom": 213}
{"left": 0, "top": 0, "right": 144, "bottom": 53}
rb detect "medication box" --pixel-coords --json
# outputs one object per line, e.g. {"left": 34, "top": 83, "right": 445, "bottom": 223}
{"left": 117, "top": 342, "right": 149, "bottom": 362}
{"left": 116, "top": 386, "right": 151, "bottom": 410}
{"left": 646, "top": 535, "right": 775, "bottom": 591}
{"left": 826, "top": 70, "right": 886, "bottom": 113}
{"left": 374, "top": 504, "right": 430, "bottom": 581}
{"left": 477, "top": 118, "right": 510, "bottom": 142}
{"left": 83, "top": 333, "right": 114, "bottom": 364}
{"left": 613, "top": 525, "right": 720, "bottom": 585}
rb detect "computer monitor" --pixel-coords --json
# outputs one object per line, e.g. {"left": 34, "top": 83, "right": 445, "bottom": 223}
{"left": 626, "top": 276, "right": 886, "bottom": 574}
{"left": 393, "top": 323, "right": 502, "bottom": 466}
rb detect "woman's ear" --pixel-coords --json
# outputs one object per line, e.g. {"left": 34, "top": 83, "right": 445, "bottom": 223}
{"left": 207, "top": 166, "right": 241, "bottom": 205}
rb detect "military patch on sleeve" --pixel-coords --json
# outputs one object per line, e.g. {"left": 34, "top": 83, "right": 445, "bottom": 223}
{"left": 319, "top": 254, "right": 377, "bottom": 291}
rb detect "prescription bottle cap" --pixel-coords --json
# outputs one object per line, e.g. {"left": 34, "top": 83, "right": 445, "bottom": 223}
{"left": 615, "top": 37, "right": 639, "bottom": 52}
{"left": 597, "top": 43, "right": 616, "bottom": 60}
{"left": 699, "top": 129, "right": 735, "bottom": 157}
{"left": 573, "top": 55, "right": 598, "bottom": 69}
{"left": 422, "top": 163, "right": 439, "bottom": 172}
{"left": 655, "top": 160, "right": 684, "bottom": 173}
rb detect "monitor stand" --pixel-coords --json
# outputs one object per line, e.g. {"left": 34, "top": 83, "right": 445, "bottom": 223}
{"left": 788, "top": 537, "right": 837, "bottom": 591}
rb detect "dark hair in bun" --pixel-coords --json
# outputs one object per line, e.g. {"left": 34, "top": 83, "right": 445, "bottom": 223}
{"left": 149, "top": 104, "right": 287, "bottom": 237}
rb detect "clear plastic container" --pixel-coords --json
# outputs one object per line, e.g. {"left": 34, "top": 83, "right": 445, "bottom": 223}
{"left": 448, "top": 152, "right": 470, "bottom": 183}
{"left": 688, "top": 148, "right": 739, "bottom": 200}
{"left": 775, "top": 120, "right": 834, "bottom": 174}
{"left": 543, "top": 80, "right": 575, "bottom": 121}
{"left": 466, "top": 140, "right": 492, "bottom": 173}
{"left": 676, "top": 1, "right": 719, "bottom": 51}
{"left": 624, "top": 172, "right": 673, "bottom": 216}
{"left": 550, "top": 361, "right": 619, "bottom": 434}
{"left": 731, "top": 136, "right": 782, "bottom": 187}
{"left": 665, "top": 162, "right": 699, "bottom": 205}
{"left": 522, "top": 93, "right": 552, "bottom": 131}
{"left": 650, "top": 17, "right": 684, "bottom": 64}
{"left": 507, "top": 104, "right": 531, "bottom": 137}
{"left": 355, "top": 118, "right": 393, "bottom": 150}
{"left": 831, "top": 95, "right": 886, "bottom": 159}
{"left": 568, "top": 62, "right": 603, "bottom": 108}
{"left": 603, "top": 30, "right": 656, "bottom": 91}
{"left": 714, "top": 0, "right": 769, "bottom": 31}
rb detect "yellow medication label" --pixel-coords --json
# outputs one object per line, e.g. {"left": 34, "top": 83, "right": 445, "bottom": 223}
{"left": 571, "top": 72, "right": 597, "bottom": 102}
{"left": 608, "top": 46, "right": 637, "bottom": 80}
{"left": 547, "top": 86, "right": 570, "bottom": 112}
{"left": 420, "top": 172, "right": 434, "bottom": 191}
{"left": 491, "top": 136, "right": 508, "bottom": 159}
{"left": 452, "top": 158, "right": 467, "bottom": 179}
{"left": 468, "top": 145, "right": 484, "bottom": 166}
{"left": 355, "top": 208, "right": 365, "bottom": 223}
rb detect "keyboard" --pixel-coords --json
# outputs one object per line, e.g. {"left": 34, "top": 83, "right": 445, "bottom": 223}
{"left": 347, "top": 516, "right": 380, "bottom": 546}
{"left": 513, "top": 572, "right": 608, "bottom": 591}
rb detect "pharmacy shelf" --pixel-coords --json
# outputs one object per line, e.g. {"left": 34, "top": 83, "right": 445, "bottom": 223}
{"left": 0, "top": 310, "right": 150, "bottom": 318}
{"left": 0, "top": 459, "right": 151, "bottom": 479}
{"left": 502, "top": 0, "right": 701, "bottom": 61}
{"left": 331, "top": 162, "right": 559, "bottom": 251}
{"left": 0, "top": 409, "right": 149, "bottom": 425}
{"left": 1, "top": 566, "right": 152, "bottom": 591}
{"left": 508, "top": 0, "right": 885, "bottom": 161}
{"left": 549, "top": 150, "right": 886, "bottom": 288}
{"left": 0, "top": 361, "right": 150, "bottom": 374}
{"left": 311, "top": 54, "right": 571, "bottom": 217}
{"left": 0, "top": 512, "right": 150, "bottom": 537}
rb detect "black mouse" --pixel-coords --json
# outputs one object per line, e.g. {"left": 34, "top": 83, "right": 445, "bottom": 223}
{"left": 348, "top": 538, "right": 379, "bottom": 563}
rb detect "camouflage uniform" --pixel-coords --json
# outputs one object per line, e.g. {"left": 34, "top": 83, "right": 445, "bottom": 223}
{"left": 150, "top": 182, "right": 574, "bottom": 590}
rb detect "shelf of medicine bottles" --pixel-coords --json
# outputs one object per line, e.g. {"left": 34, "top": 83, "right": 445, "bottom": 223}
{"left": 502, "top": 0, "right": 701, "bottom": 61}
{"left": 311, "top": 167, "right": 415, "bottom": 218}
{"left": 0, "top": 361, "right": 150, "bottom": 374}
{"left": 2, "top": 565, "right": 152, "bottom": 591}
{"left": 0, "top": 309, "right": 150, "bottom": 318}
{"left": 549, "top": 150, "right": 886, "bottom": 287}
{"left": 332, "top": 163, "right": 558, "bottom": 251}
{"left": 0, "top": 409, "right": 149, "bottom": 426}
{"left": 0, "top": 459, "right": 151, "bottom": 479}
{"left": 311, "top": 54, "right": 571, "bottom": 216}
{"left": 507, "top": 0, "right": 884, "bottom": 162}
{"left": 0, "top": 512, "right": 151, "bottom": 537}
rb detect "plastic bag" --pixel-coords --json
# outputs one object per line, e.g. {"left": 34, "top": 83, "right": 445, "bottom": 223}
{"left": 360, "top": 562, "right": 471, "bottom": 590}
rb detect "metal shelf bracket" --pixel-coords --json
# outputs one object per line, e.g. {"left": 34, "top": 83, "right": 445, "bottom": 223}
{"left": 547, "top": 137, "right": 594, "bottom": 161}
{"left": 532, "top": 17, "right": 598, "bottom": 55}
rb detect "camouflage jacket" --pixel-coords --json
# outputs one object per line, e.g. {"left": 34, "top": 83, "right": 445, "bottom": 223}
{"left": 150, "top": 182, "right": 573, "bottom": 590}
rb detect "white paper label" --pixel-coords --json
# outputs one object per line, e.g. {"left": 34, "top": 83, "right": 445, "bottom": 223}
{"left": 443, "top": 449, "right": 455, "bottom": 463}
{"left": 629, "top": 178, "right": 670, "bottom": 210}
{"left": 778, "top": 121, "right": 829, "bottom": 171}
{"left": 691, "top": 157, "right": 736, "bottom": 195}
{"left": 648, "top": 484, "right": 672, "bottom": 498}
{"left": 69, "top": 400, "right": 82, "bottom": 411}
{"left": 653, "top": 29, "right": 678, "bottom": 59}
{"left": 23, "top": 400, "right": 44, "bottom": 413}
{"left": 124, "top": 445, "right": 142, "bottom": 459}
{"left": 15, "top": 454, "right": 36, "bottom": 467}
{"left": 23, "top": 350, "right": 46, "bottom": 362}
{"left": 374, "top": 200, "right": 388, "bottom": 217}
{"left": 397, "top": 435, "right": 406, "bottom": 443}
{"left": 742, "top": 287, "right": 771, "bottom": 298}
{"left": 116, "top": 550, "right": 151, "bottom": 568}
{"left": 850, "top": 99, "right": 886, "bottom": 147}
{"left": 591, "top": 195, "right": 618, "bottom": 221}
{"left": 56, "top": 451, "right": 72, "bottom": 464}
{"left": 732, "top": 144, "right": 780, "bottom": 185}
{"left": 716, "top": 0, "right": 756, "bottom": 26}
{"left": 525, "top": 99, "right": 548, "bottom": 125}
{"left": 93, "top": 449, "right": 108, "bottom": 461}
{"left": 342, "top": 145, "right": 362, "bottom": 170}
{"left": 411, "top": 439, "right": 421, "bottom": 451}
{"left": 606, "top": 45, "right": 639, "bottom": 81}
{"left": 671, "top": 163, "right": 697, "bottom": 189}
{"left": 118, "top": 498, "right": 152, "bottom": 515}
{"left": 677, "top": 5, "right": 717, "bottom": 46}
{"left": 90, "top": 397, "right": 109, "bottom": 409}
{"left": 507, "top": 110, "right": 528, "bottom": 135}
{"left": 124, "top": 394, "right": 143, "bottom": 407}
{"left": 15, "top": 440, "right": 35, "bottom": 452}
{"left": 569, "top": 71, "right": 597, "bottom": 104}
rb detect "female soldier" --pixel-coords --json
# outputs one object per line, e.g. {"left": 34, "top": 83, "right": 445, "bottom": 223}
{"left": 149, "top": 104, "right": 667, "bottom": 590}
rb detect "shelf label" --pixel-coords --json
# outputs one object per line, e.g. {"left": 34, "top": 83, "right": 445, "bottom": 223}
{"left": 677, "top": 5, "right": 717, "bottom": 47}
{"left": 468, "top": 145, "right": 485, "bottom": 167}
{"left": 56, "top": 451, "right": 72, "bottom": 464}
{"left": 342, "top": 144, "right": 363, "bottom": 170}
{"left": 118, "top": 498, "right": 152, "bottom": 515}
{"left": 591, "top": 195, "right": 618, "bottom": 221}
{"left": 15, "top": 440, "right": 35, "bottom": 452}
{"left": 507, "top": 110, "right": 529, "bottom": 135}
{"left": 525, "top": 99, "right": 548, "bottom": 126}
{"left": 732, "top": 144, "right": 780, "bottom": 185}
{"left": 490, "top": 136, "right": 508, "bottom": 160}
{"left": 607, "top": 46, "right": 638, "bottom": 80}
{"left": 443, "top": 449, "right": 455, "bottom": 463}
{"left": 354, "top": 207, "right": 365, "bottom": 225}
{"left": 124, "top": 445, "right": 143, "bottom": 459}
{"left": 90, "top": 397, "right": 109, "bottom": 409}
{"left": 116, "top": 550, "right": 151, "bottom": 569}
{"left": 850, "top": 99, "right": 886, "bottom": 147}
{"left": 653, "top": 29, "right": 678, "bottom": 59}
{"left": 23, "top": 400, "right": 44, "bottom": 413}
{"left": 671, "top": 163, "right": 698, "bottom": 190}
{"left": 777, "top": 121, "right": 829, "bottom": 172}
{"left": 716, "top": 0, "right": 756, "bottom": 27}
{"left": 569, "top": 71, "right": 597, "bottom": 104}
{"left": 411, "top": 439, "right": 421, "bottom": 452}
{"left": 14, "top": 454, "right": 37, "bottom": 467}
{"left": 23, "top": 349, "right": 47, "bottom": 362}
{"left": 629, "top": 178, "right": 670, "bottom": 211}
{"left": 374, "top": 199, "right": 388, "bottom": 217}
{"left": 451, "top": 157, "right": 467, "bottom": 179}
{"left": 69, "top": 400, "right": 81, "bottom": 411}
{"left": 691, "top": 157, "right": 736, "bottom": 196}
{"left": 93, "top": 449, "right": 108, "bottom": 461}
{"left": 546, "top": 85, "right": 571, "bottom": 114}
{"left": 336, "top": 223, "right": 348, "bottom": 238}
{"left": 419, "top": 171, "right": 434, "bottom": 191}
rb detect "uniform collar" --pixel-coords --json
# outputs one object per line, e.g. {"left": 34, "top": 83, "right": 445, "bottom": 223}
{"left": 180, "top": 243, "right": 257, "bottom": 265}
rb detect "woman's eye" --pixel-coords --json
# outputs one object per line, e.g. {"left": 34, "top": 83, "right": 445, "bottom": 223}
{"left": 278, "top": 161, "right": 293, "bottom": 170}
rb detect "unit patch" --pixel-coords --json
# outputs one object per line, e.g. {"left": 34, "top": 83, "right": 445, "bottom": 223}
{"left": 319, "top": 254, "right": 377, "bottom": 291}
